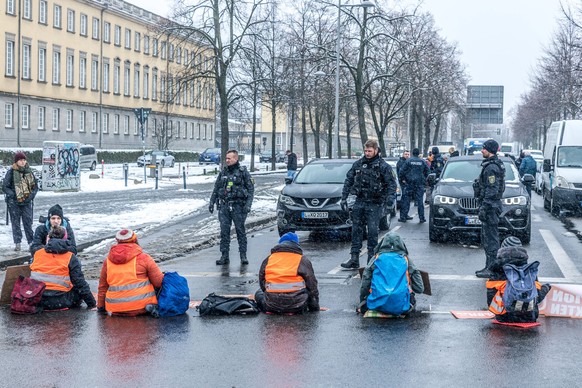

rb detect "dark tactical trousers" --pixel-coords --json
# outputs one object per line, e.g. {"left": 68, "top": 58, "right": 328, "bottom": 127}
{"left": 400, "top": 184, "right": 425, "bottom": 219}
{"left": 8, "top": 202, "right": 34, "bottom": 244}
{"left": 218, "top": 202, "right": 248, "bottom": 255}
{"left": 481, "top": 205, "right": 501, "bottom": 268}
{"left": 350, "top": 201, "right": 382, "bottom": 257}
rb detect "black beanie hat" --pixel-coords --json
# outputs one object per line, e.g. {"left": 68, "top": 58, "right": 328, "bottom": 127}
{"left": 431, "top": 147, "right": 440, "bottom": 155}
{"left": 482, "top": 139, "right": 499, "bottom": 154}
{"left": 48, "top": 204, "right": 64, "bottom": 219}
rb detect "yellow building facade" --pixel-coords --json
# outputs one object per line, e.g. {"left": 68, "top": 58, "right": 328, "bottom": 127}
{"left": 2, "top": 0, "right": 215, "bottom": 150}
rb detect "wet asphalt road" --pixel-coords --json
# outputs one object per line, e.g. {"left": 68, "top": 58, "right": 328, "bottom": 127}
{"left": 1, "top": 178, "right": 582, "bottom": 386}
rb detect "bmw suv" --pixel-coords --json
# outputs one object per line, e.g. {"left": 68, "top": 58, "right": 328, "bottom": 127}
{"left": 427, "top": 155, "right": 533, "bottom": 244}
{"left": 276, "top": 159, "right": 394, "bottom": 236}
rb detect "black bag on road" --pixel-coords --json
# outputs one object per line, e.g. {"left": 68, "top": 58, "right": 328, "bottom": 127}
{"left": 197, "top": 293, "right": 259, "bottom": 316}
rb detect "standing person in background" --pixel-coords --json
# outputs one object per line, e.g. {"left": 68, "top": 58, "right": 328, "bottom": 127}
{"left": 518, "top": 150, "right": 537, "bottom": 198}
{"left": 2, "top": 151, "right": 38, "bottom": 251}
{"left": 396, "top": 150, "right": 410, "bottom": 177}
{"left": 286, "top": 150, "right": 297, "bottom": 178}
{"left": 209, "top": 150, "right": 255, "bottom": 265}
{"left": 398, "top": 148, "right": 429, "bottom": 223}
{"left": 448, "top": 147, "right": 459, "bottom": 158}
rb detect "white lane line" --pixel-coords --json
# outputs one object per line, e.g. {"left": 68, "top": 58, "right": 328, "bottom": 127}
{"left": 539, "top": 229, "right": 582, "bottom": 281}
{"left": 389, "top": 225, "right": 401, "bottom": 233}
{"left": 182, "top": 272, "right": 255, "bottom": 278}
{"left": 532, "top": 214, "right": 542, "bottom": 222}
{"left": 429, "top": 274, "right": 573, "bottom": 283}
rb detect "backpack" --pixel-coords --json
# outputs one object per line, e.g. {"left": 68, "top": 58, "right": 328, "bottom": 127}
{"left": 502, "top": 261, "right": 540, "bottom": 320}
{"left": 366, "top": 252, "right": 411, "bottom": 316}
{"left": 10, "top": 275, "right": 46, "bottom": 314}
{"left": 197, "top": 293, "right": 259, "bottom": 316}
{"left": 157, "top": 272, "right": 190, "bottom": 317}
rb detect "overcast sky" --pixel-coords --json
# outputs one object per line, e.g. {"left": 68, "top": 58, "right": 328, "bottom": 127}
{"left": 128, "top": 0, "right": 574, "bottom": 122}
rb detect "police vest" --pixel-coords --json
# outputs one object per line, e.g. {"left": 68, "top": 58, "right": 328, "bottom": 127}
{"left": 31, "top": 249, "right": 73, "bottom": 292}
{"left": 478, "top": 158, "right": 505, "bottom": 200}
{"left": 218, "top": 166, "right": 249, "bottom": 202}
{"left": 105, "top": 256, "right": 157, "bottom": 312}
{"left": 353, "top": 159, "right": 384, "bottom": 200}
{"left": 265, "top": 251, "right": 306, "bottom": 293}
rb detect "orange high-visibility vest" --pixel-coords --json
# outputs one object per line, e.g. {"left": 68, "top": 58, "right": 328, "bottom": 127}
{"left": 31, "top": 249, "right": 73, "bottom": 292}
{"left": 265, "top": 251, "right": 306, "bottom": 293}
{"left": 486, "top": 279, "right": 542, "bottom": 315}
{"left": 105, "top": 256, "right": 157, "bottom": 312}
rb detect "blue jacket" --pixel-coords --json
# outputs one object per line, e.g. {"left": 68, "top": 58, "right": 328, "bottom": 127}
{"left": 519, "top": 155, "right": 537, "bottom": 177}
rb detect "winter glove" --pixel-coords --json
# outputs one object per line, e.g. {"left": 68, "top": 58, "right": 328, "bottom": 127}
{"left": 340, "top": 199, "right": 348, "bottom": 212}
{"left": 386, "top": 199, "right": 394, "bottom": 209}
{"left": 208, "top": 203, "right": 214, "bottom": 214}
{"left": 244, "top": 205, "right": 251, "bottom": 213}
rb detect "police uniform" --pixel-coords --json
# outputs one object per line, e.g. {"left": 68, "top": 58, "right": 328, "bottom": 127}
{"left": 474, "top": 145, "right": 505, "bottom": 277}
{"left": 340, "top": 154, "right": 397, "bottom": 268}
{"left": 426, "top": 148, "right": 445, "bottom": 204}
{"left": 398, "top": 154, "right": 430, "bottom": 222}
{"left": 210, "top": 161, "right": 255, "bottom": 264}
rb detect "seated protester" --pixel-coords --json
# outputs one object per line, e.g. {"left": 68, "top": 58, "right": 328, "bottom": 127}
{"left": 30, "top": 204, "right": 77, "bottom": 256}
{"left": 97, "top": 229, "right": 164, "bottom": 316}
{"left": 255, "top": 232, "right": 319, "bottom": 314}
{"left": 359, "top": 232, "right": 424, "bottom": 315}
{"left": 486, "top": 237, "right": 551, "bottom": 323}
{"left": 30, "top": 226, "right": 96, "bottom": 311}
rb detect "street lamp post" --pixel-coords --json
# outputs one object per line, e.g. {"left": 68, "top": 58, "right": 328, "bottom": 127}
{"left": 334, "top": 0, "right": 375, "bottom": 158}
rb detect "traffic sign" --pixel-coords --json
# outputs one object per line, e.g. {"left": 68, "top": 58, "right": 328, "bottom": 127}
{"left": 133, "top": 108, "right": 152, "bottom": 125}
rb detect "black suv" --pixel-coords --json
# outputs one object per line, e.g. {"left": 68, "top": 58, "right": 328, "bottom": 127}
{"left": 276, "top": 158, "right": 394, "bottom": 236}
{"left": 427, "top": 155, "right": 533, "bottom": 244}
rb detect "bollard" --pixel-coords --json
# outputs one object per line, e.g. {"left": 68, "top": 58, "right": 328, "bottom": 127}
{"left": 155, "top": 167, "right": 159, "bottom": 190}
{"left": 203, "top": 168, "right": 206, "bottom": 175}
{"left": 123, "top": 163, "right": 128, "bottom": 187}
{"left": 182, "top": 166, "right": 186, "bottom": 189}
{"left": 214, "top": 167, "right": 217, "bottom": 174}
{"left": 101, "top": 159, "right": 105, "bottom": 177}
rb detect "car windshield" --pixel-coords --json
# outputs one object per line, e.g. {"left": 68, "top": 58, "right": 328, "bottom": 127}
{"left": 294, "top": 162, "right": 354, "bottom": 184}
{"left": 152, "top": 151, "right": 165, "bottom": 156}
{"left": 205, "top": 148, "right": 220, "bottom": 154}
{"left": 557, "top": 146, "right": 582, "bottom": 167}
{"left": 440, "top": 159, "right": 518, "bottom": 183}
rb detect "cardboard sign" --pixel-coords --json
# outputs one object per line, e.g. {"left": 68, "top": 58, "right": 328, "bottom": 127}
{"left": 451, "top": 310, "right": 495, "bottom": 319}
{"left": 420, "top": 270, "right": 431, "bottom": 295}
{"left": 0, "top": 264, "right": 31, "bottom": 305}
{"left": 539, "top": 284, "right": 582, "bottom": 318}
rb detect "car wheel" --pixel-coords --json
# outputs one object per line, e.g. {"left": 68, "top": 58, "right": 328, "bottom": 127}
{"left": 170, "top": 160, "right": 175, "bottom": 168}
{"left": 550, "top": 195, "right": 560, "bottom": 217}
{"left": 429, "top": 226, "right": 440, "bottom": 243}
{"left": 160, "top": 160, "right": 165, "bottom": 167}
{"left": 90, "top": 161, "right": 96, "bottom": 171}
{"left": 543, "top": 187, "right": 551, "bottom": 211}
{"left": 518, "top": 223, "right": 531, "bottom": 244}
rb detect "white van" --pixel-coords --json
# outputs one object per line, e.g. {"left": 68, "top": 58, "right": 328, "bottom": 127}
{"left": 542, "top": 120, "right": 582, "bottom": 215}
{"left": 79, "top": 144, "right": 98, "bottom": 170}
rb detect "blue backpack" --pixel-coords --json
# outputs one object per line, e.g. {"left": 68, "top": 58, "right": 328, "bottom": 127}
{"left": 502, "top": 261, "right": 539, "bottom": 319}
{"left": 366, "top": 252, "right": 411, "bottom": 315}
{"left": 157, "top": 272, "right": 190, "bottom": 317}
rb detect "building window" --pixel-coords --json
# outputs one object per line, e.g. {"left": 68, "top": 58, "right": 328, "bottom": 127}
{"left": 7, "top": 0, "right": 15, "bottom": 15}
{"left": 91, "top": 112, "right": 97, "bottom": 133}
{"left": 102, "top": 113, "right": 108, "bottom": 134}
{"left": 134, "top": 117, "right": 139, "bottom": 135}
{"left": 160, "top": 76, "right": 166, "bottom": 102}
{"left": 176, "top": 46, "right": 182, "bottom": 64}
{"left": 38, "top": 107, "right": 46, "bottom": 130}
{"left": 103, "top": 62, "right": 109, "bottom": 92}
{"left": 91, "top": 57, "right": 98, "bottom": 90}
{"left": 152, "top": 118, "right": 157, "bottom": 137}
{"left": 80, "top": 14, "right": 87, "bottom": 36}
{"left": 113, "top": 114, "right": 119, "bottom": 134}
{"left": 133, "top": 64, "right": 140, "bottom": 97}
{"left": 176, "top": 121, "right": 181, "bottom": 138}
{"left": 143, "top": 67, "right": 149, "bottom": 99}
{"left": 209, "top": 124, "right": 213, "bottom": 140}
{"left": 5, "top": 103, "right": 13, "bottom": 127}
{"left": 21, "top": 105, "right": 30, "bottom": 129}
{"left": 22, "top": 43, "right": 31, "bottom": 79}
{"left": 39, "top": 0, "right": 47, "bottom": 24}
{"left": 92, "top": 17, "right": 99, "bottom": 40}
{"left": 113, "top": 59, "right": 120, "bottom": 94}
{"left": 144, "top": 35, "right": 150, "bottom": 55}
{"left": 190, "top": 81, "right": 194, "bottom": 106}
{"left": 66, "top": 109, "right": 73, "bottom": 131}
{"left": 152, "top": 38, "right": 158, "bottom": 57}
{"left": 6, "top": 39, "right": 15, "bottom": 77}
{"left": 52, "top": 108, "right": 59, "bottom": 131}
{"left": 67, "top": 9, "right": 75, "bottom": 32}
{"left": 183, "top": 82, "right": 188, "bottom": 105}
{"left": 103, "top": 22, "right": 110, "bottom": 43}
{"left": 134, "top": 31, "right": 140, "bottom": 52}
{"left": 38, "top": 47, "right": 46, "bottom": 81}
{"left": 176, "top": 81, "right": 181, "bottom": 105}
{"left": 79, "top": 110, "right": 85, "bottom": 132}
{"left": 123, "top": 115, "right": 129, "bottom": 135}
{"left": 53, "top": 5, "right": 61, "bottom": 28}
{"left": 197, "top": 123, "right": 201, "bottom": 140}
{"left": 161, "top": 41, "right": 166, "bottom": 59}
{"left": 79, "top": 55, "right": 86, "bottom": 88}
{"left": 196, "top": 81, "right": 201, "bottom": 108}
{"left": 190, "top": 122, "right": 194, "bottom": 139}
{"left": 23, "top": 0, "right": 31, "bottom": 19}
{"left": 184, "top": 49, "right": 189, "bottom": 67}
{"left": 152, "top": 69, "right": 158, "bottom": 101}
{"left": 183, "top": 121, "right": 187, "bottom": 138}
{"left": 124, "top": 62, "right": 130, "bottom": 96}
{"left": 114, "top": 25, "right": 121, "bottom": 46}
{"left": 66, "top": 52, "right": 74, "bottom": 86}
{"left": 52, "top": 49, "right": 61, "bottom": 84}
{"left": 169, "top": 44, "right": 174, "bottom": 61}
{"left": 125, "top": 28, "right": 131, "bottom": 49}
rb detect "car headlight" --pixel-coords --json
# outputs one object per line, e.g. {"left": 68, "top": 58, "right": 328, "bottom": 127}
{"left": 279, "top": 195, "right": 295, "bottom": 206}
{"left": 554, "top": 175, "right": 575, "bottom": 189}
{"left": 434, "top": 195, "right": 457, "bottom": 205}
{"left": 503, "top": 196, "right": 527, "bottom": 206}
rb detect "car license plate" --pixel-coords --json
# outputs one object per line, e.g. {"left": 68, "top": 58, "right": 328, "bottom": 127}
{"left": 303, "top": 212, "right": 328, "bottom": 219}
{"left": 465, "top": 216, "right": 481, "bottom": 225}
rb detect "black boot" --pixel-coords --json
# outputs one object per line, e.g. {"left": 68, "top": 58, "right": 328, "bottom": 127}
{"left": 341, "top": 253, "right": 359, "bottom": 269}
{"left": 475, "top": 267, "right": 492, "bottom": 278}
{"left": 216, "top": 253, "right": 230, "bottom": 265}
{"left": 240, "top": 252, "right": 249, "bottom": 265}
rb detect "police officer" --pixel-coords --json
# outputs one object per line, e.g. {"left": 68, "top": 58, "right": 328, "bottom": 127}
{"left": 398, "top": 148, "right": 429, "bottom": 223}
{"left": 340, "top": 140, "right": 397, "bottom": 269}
{"left": 474, "top": 139, "right": 505, "bottom": 278}
{"left": 426, "top": 147, "right": 445, "bottom": 204}
{"left": 209, "top": 150, "right": 255, "bottom": 265}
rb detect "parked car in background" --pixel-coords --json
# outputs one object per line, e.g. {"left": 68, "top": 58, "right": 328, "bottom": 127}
{"left": 79, "top": 144, "right": 98, "bottom": 170}
{"left": 276, "top": 159, "right": 394, "bottom": 236}
{"left": 535, "top": 160, "right": 543, "bottom": 194}
{"left": 137, "top": 150, "right": 175, "bottom": 167}
{"left": 428, "top": 155, "right": 533, "bottom": 244}
{"left": 198, "top": 148, "right": 221, "bottom": 165}
{"left": 526, "top": 149, "right": 544, "bottom": 162}
{"left": 384, "top": 157, "right": 402, "bottom": 213}
{"left": 259, "top": 150, "right": 286, "bottom": 163}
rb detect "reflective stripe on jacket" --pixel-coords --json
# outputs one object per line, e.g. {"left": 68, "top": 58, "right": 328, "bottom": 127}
{"left": 265, "top": 251, "right": 306, "bottom": 293}
{"left": 486, "top": 279, "right": 542, "bottom": 315}
{"left": 31, "top": 249, "right": 73, "bottom": 292}
{"left": 105, "top": 256, "right": 157, "bottom": 312}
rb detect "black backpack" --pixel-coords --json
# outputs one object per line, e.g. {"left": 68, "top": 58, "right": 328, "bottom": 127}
{"left": 197, "top": 293, "right": 259, "bottom": 316}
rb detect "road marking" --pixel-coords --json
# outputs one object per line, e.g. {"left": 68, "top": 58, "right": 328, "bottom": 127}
{"left": 532, "top": 214, "right": 542, "bottom": 222}
{"left": 429, "top": 274, "right": 573, "bottom": 283}
{"left": 182, "top": 272, "right": 255, "bottom": 278}
{"left": 539, "top": 229, "right": 582, "bottom": 281}
{"left": 389, "top": 225, "right": 401, "bottom": 233}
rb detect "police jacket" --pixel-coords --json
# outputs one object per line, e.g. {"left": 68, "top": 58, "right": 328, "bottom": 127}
{"left": 399, "top": 156, "right": 430, "bottom": 186}
{"left": 475, "top": 155, "right": 505, "bottom": 209}
{"left": 31, "top": 218, "right": 77, "bottom": 256}
{"left": 430, "top": 154, "right": 445, "bottom": 177}
{"left": 519, "top": 155, "right": 537, "bottom": 177}
{"left": 342, "top": 154, "right": 397, "bottom": 204}
{"left": 287, "top": 152, "right": 297, "bottom": 171}
{"left": 30, "top": 238, "right": 95, "bottom": 308}
{"left": 396, "top": 157, "right": 407, "bottom": 177}
{"left": 210, "top": 162, "right": 254, "bottom": 208}
{"left": 258, "top": 241, "right": 319, "bottom": 312}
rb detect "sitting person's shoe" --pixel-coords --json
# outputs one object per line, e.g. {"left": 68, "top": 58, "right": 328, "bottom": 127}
{"left": 475, "top": 268, "right": 492, "bottom": 278}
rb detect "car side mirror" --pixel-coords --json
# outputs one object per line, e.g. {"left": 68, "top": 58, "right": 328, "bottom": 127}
{"left": 427, "top": 173, "right": 437, "bottom": 185}
{"left": 284, "top": 177, "right": 293, "bottom": 185}
{"left": 543, "top": 159, "right": 552, "bottom": 172}
{"left": 521, "top": 174, "right": 535, "bottom": 184}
